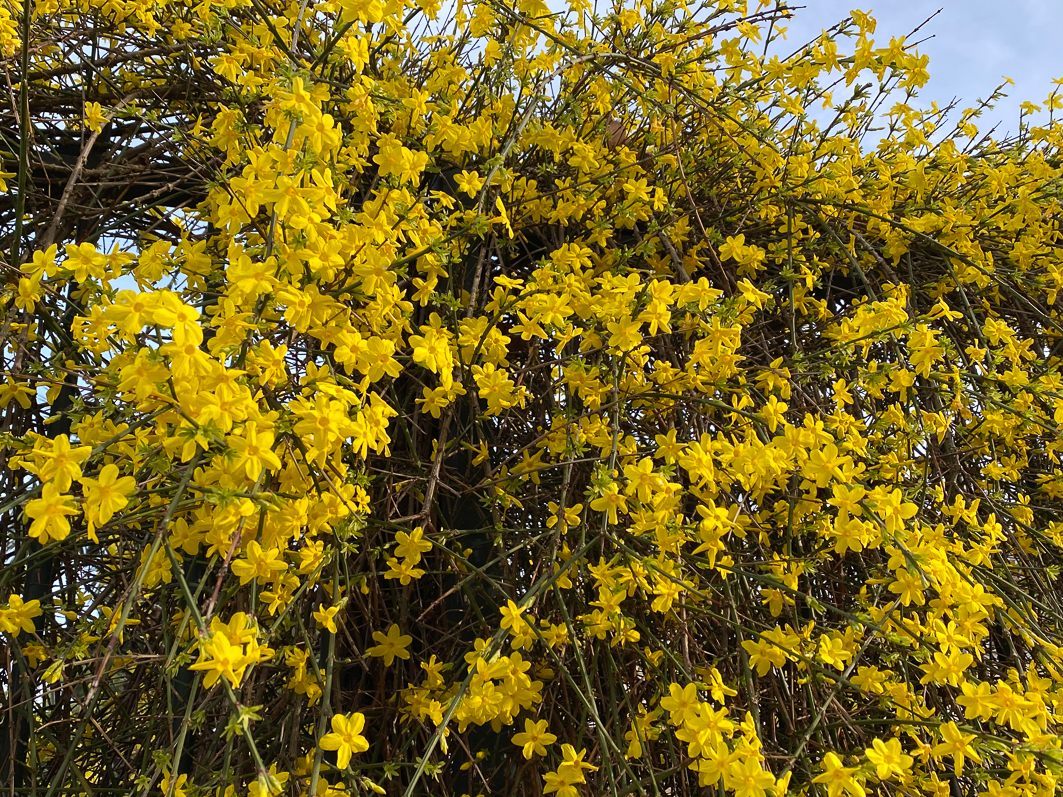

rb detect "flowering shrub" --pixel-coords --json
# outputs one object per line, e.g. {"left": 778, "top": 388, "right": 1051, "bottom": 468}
{"left": 4, "top": 1, "right": 1063, "bottom": 796}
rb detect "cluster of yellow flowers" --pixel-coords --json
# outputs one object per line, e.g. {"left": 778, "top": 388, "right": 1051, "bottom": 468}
{"left": 8, "top": 0, "right": 1063, "bottom": 794}
{"left": 17, "top": 435, "right": 137, "bottom": 544}
{"left": 190, "top": 613, "right": 275, "bottom": 689}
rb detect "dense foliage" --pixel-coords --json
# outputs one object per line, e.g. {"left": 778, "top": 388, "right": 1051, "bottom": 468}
{"left": 5, "top": 1, "right": 1063, "bottom": 796}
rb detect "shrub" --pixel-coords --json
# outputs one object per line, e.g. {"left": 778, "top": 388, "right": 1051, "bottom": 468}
{"left": 4, "top": 1, "right": 1063, "bottom": 796}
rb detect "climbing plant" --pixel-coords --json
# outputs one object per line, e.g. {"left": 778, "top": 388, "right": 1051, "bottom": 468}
{"left": 4, "top": 1, "right": 1063, "bottom": 797}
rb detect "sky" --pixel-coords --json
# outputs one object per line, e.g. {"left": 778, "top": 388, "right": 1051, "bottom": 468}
{"left": 775, "top": 0, "right": 1063, "bottom": 137}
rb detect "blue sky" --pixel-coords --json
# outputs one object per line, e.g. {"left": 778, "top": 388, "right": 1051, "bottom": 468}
{"left": 776, "top": 0, "right": 1063, "bottom": 137}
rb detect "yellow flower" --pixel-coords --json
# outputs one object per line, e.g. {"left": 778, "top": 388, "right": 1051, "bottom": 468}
{"left": 383, "top": 556, "right": 425, "bottom": 585}
{"left": 471, "top": 363, "right": 526, "bottom": 415}
{"left": 558, "top": 744, "right": 597, "bottom": 779}
{"left": 25, "top": 483, "right": 79, "bottom": 545}
{"left": 34, "top": 434, "right": 91, "bottom": 492}
{"left": 0, "top": 594, "right": 43, "bottom": 636}
{"left": 188, "top": 630, "right": 252, "bottom": 688}
{"left": 659, "top": 682, "right": 699, "bottom": 725}
{"left": 228, "top": 422, "right": 282, "bottom": 481}
{"left": 63, "top": 241, "right": 109, "bottom": 282}
{"left": 84, "top": 101, "right": 107, "bottom": 133}
{"left": 875, "top": 488, "right": 917, "bottom": 535}
{"left": 319, "top": 712, "right": 369, "bottom": 769}
{"left": 21, "top": 643, "right": 47, "bottom": 668}
{"left": 719, "top": 233, "right": 746, "bottom": 261}
{"left": 606, "top": 316, "right": 643, "bottom": 352}
{"left": 278, "top": 76, "right": 318, "bottom": 118}
{"left": 454, "top": 169, "right": 483, "bottom": 197}
{"left": 499, "top": 599, "right": 531, "bottom": 635}
{"left": 741, "top": 635, "right": 787, "bottom": 677}
{"left": 15, "top": 277, "right": 41, "bottom": 312}
{"left": 492, "top": 196, "right": 514, "bottom": 238}
{"left": 511, "top": 717, "right": 556, "bottom": 759}
{"left": 394, "top": 526, "right": 432, "bottom": 562}
{"left": 409, "top": 321, "right": 452, "bottom": 375}
{"left": 932, "top": 721, "right": 981, "bottom": 776}
{"left": 231, "top": 541, "right": 288, "bottom": 585}
{"left": 590, "top": 482, "right": 627, "bottom": 525}
{"left": 80, "top": 463, "right": 137, "bottom": 540}
{"left": 723, "top": 756, "right": 776, "bottom": 797}
{"left": 812, "top": 752, "right": 865, "bottom": 797}
{"left": 542, "top": 766, "right": 580, "bottom": 797}
{"left": 864, "top": 737, "right": 913, "bottom": 780}
{"left": 705, "top": 666, "right": 738, "bottom": 703}
{"left": 0, "top": 378, "right": 35, "bottom": 409}
{"left": 313, "top": 604, "right": 340, "bottom": 634}
{"left": 366, "top": 623, "right": 412, "bottom": 666}
{"left": 759, "top": 395, "right": 788, "bottom": 433}
{"left": 623, "top": 457, "right": 662, "bottom": 503}
{"left": 801, "top": 443, "right": 853, "bottom": 489}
